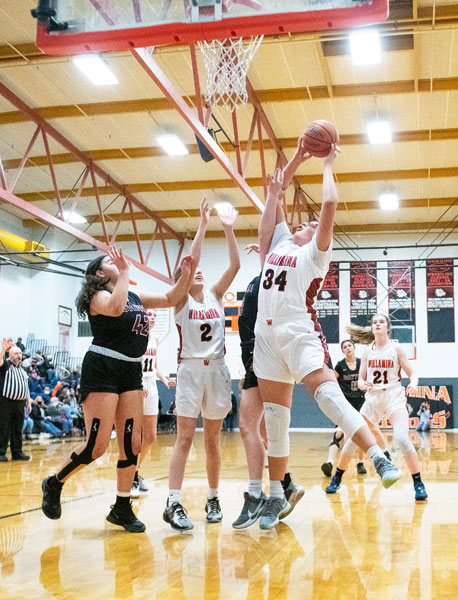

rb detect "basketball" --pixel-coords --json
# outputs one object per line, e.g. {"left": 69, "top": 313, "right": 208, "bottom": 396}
{"left": 303, "top": 120, "right": 339, "bottom": 158}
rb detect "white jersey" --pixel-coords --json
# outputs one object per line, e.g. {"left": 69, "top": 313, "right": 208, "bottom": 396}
{"left": 175, "top": 288, "right": 225, "bottom": 360}
{"left": 142, "top": 336, "right": 157, "bottom": 379}
{"left": 257, "top": 222, "right": 332, "bottom": 323}
{"left": 366, "top": 341, "right": 401, "bottom": 390}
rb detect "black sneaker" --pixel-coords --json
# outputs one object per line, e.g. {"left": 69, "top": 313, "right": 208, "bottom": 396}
{"left": 106, "top": 503, "right": 146, "bottom": 533}
{"left": 384, "top": 450, "right": 392, "bottom": 462}
{"left": 321, "top": 461, "right": 333, "bottom": 477}
{"left": 282, "top": 480, "right": 305, "bottom": 518}
{"left": 42, "top": 476, "right": 62, "bottom": 520}
{"left": 12, "top": 452, "right": 30, "bottom": 461}
{"left": 356, "top": 462, "right": 367, "bottom": 475}
{"left": 163, "top": 502, "right": 194, "bottom": 531}
{"left": 205, "top": 497, "right": 223, "bottom": 523}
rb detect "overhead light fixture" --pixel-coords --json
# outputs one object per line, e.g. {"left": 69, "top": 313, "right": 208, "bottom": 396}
{"left": 349, "top": 30, "right": 381, "bottom": 65}
{"left": 379, "top": 193, "right": 399, "bottom": 210}
{"left": 63, "top": 211, "right": 87, "bottom": 224}
{"left": 157, "top": 134, "right": 188, "bottom": 156}
{"left": 72, "top": 55, "right": 119, "bottom": 86}
{"left": 367, "top": 120, "right": 392, "bottom": 144}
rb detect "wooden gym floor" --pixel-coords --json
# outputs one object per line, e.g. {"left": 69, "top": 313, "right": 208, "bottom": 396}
{"left": 0, "top": 430, "right": 457, "bottom": 600}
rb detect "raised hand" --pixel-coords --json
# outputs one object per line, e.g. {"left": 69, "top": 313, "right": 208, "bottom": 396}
{"left": 1, "top": 338, "right": 9, "bottom": 355}
{"left": 324, "top": 143, "right": 339, "bottom": 168}
{"left": 216, "top": 203, "right": 238, "bottom": 228}
{"left": 107, "top": 246, "right": 130, "bottom": 273}
{"left": 244, "top": 243, "right": 260, "bottom": 255}
{"left": 180, "top": 255, "right": 197, "bottom": 278}
{"left": 200, "top": 197, "right": 211, "bottom": 226}
{"left": 267, "top": 167, "right": 284, "bottom": 200}
{"left": 295, "top": 135, "right": 313, "bottom": 163}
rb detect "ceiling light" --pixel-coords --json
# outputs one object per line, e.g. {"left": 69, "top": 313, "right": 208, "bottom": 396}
{"left": 157, "top": 134, "right": 188, "bottom": 156}
{"left": 72, "top": 55, "right": 119, "bottom": 86}
{"left": 349, "top": 30, "right": 381, "bottom": 65}
{"left": 63, "top": 211, "right": 87, "bottom": 224}
{"left": 379, "top": 193, "right": 399, "bottom": 210}
{"left": 367, "top": 120, "right": 392, "bottom": 144}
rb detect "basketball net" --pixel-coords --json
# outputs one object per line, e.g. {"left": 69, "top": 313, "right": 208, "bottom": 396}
{"left": 198, "top": 36, "right": 263, "bottom": 111}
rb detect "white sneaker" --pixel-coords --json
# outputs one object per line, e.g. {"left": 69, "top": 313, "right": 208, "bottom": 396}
{"left": 130, "top": 480, "right": 140, "bottom": 499}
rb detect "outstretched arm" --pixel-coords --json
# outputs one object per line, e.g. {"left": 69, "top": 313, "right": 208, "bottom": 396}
{"left": 211, "top": 205, "right": 240, "bottom": 301}
{"left": 190, "top": 197, "right": 211, "bottom": 265}
{"left": 315, "top": 146, "right": 338, "bottom": 252}
{"left": 258, "top": 168, "right": 285, "bottom": 265}
{"left": 0, "top": 338, "right": 8, "bottom": 368}
{"left": 139, "top": 256, "right": 197, "bottom": 309}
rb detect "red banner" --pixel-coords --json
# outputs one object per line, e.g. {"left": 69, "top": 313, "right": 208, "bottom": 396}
{"left": 426, "top": 258, "right": 455, "bottom": 343}
{"left": 350, "top": 261, "right": 377, "bottom": 327}
{"left": 316, "top": 261, "right": 339, "bottom": 343}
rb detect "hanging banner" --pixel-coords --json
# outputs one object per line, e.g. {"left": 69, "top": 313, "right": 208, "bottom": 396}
{"left": 316, "top": 261, "right": 339, "bottom": 343}
{"left": 426, "top": 258, "right": 455, "bottom": 343}
{"left": 388, "top": 260, "right": 415, "bottom": 325}
{"left": 350, "top": 261, "right": 377, "bottom": 327}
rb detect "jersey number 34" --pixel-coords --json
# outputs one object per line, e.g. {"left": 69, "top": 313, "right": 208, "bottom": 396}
{"left": 263, "top": 269, "right": 287, "bottom": 292}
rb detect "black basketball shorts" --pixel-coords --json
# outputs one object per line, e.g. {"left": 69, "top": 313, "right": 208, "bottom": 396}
{"left": 241, "top": 339, "right": 258, "bottom": 390}
{"left": 79, "top": 351, "right": 143, "bottom": 403}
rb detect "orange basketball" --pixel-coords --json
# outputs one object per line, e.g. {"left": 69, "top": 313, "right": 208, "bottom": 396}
{"left": 303, "top": 120, "right": 339, "bottom": 158}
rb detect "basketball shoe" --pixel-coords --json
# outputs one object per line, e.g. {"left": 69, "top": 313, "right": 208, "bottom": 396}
{"left": 356, "top": 462, "right": 367, "bottom": 475}
{"left": 232, "top": 491, "right": 267, "bottom": 529}
{"left": 259, "top": 496, "right": 290, "bottom": 530}
{"left": 326, "top": 474, "right": 341, "bottom": 494}
{"left": 205, "top": 497, "right": 223, "bottom": 523}
{"left": 106, "top": 502, "right": 146, "bottom": 532}
{"left": 41, "top": 476, "right": 63, "bottom": 520}
{"left": 374, "top": 456, "right": 401, "bottom": 488}
{"left": 163, "top": 501, "right": 194, "bottom": 531}
{"left": 321, "top": 461, "right": 333, "bottom": 477}
{"left": 414, "top": 481, "right": 428, "bottom": 501}
{"left": 282, "top": 481, "right": 305, "bottom": 518}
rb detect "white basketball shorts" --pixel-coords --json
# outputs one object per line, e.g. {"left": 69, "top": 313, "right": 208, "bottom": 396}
{"left": 143, "top": 377, "right": 159, "bottom": 416}
{"left": 254, "top": 315, "right": 329, "bottom": 384}
{"left": 175, "top": 358, "right": 231, "bottom": 420}
{"left": 360, "top": 384, "right": 407, "bottom": 425}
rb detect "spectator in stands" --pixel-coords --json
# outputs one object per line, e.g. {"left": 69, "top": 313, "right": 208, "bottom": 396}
{"left": 69, "top": 369, "right": 81, "bottom": 390}
{"left": 28, "top": 371, "right": 44, "bottom": 399}
{"left": 46, "top": 398, "right": 65, "bottom": 431}
{"left": 30, "top": 397, "right": 61, "bottom": 438}
{"left": 23, "top": 405, "right": 34, "bottom": 441}
{"left": 16, "top": 338, "right": 25, "bottom": 352}
{"left": 42, "top": 385, "right": 52, "bottom": 406}
{"left": 61, "top": 399, "right": 74, "bottom": 437}
{"left": 0, "top": 340, "right": 32, "bottom": 461}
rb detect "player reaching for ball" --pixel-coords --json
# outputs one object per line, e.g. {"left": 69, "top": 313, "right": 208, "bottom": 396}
{"left": 253, "top": 130, "right": 401, "bottom": 530}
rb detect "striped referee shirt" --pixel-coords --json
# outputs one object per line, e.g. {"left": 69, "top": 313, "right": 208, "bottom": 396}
{"left": 0, "top": 361, "right": 29, "bottom": 401}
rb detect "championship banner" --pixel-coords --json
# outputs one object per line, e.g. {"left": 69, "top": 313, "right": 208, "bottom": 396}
{"left": 316, "top": 261, "right": 339, "bottom": 343}
{"left": 426, "top": 258, "right": 455, "bottom": 343}
{"left": 350, "top": 261, "right": 377, "bottom": 327}
{"left": 381, "top": 384, "right": 453, "bottom": 429}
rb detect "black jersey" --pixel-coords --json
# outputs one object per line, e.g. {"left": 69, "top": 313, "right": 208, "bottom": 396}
{"left": 238, "top": 274, "right": 261, "bottom": 343}
{"left": 335, "top": 358, "right": 365, "bottom": 403}
{"left": 88, "top": 291, "right": 149, "bottom": 358}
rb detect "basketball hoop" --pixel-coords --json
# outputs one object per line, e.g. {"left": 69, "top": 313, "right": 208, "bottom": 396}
{"left": 198, "top": 36, "right": 263, "bottom": 111}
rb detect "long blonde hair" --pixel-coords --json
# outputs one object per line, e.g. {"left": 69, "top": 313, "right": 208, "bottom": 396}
{"left": 346, "top": 314, "right": 392, "bottom": 345}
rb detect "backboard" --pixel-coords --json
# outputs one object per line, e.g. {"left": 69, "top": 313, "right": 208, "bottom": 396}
{"left": 34, "top": 0, "right": 389, "bottom": 55}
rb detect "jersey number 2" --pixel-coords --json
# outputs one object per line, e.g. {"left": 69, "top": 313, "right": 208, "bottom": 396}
{"left": 263, "top": 269, "right": 287, "bottom": 292}
{"left": 200, "top": 323, "right": 212, "bottom": 342}
{"left": 373, "top": 370, "right": 388, "bottom": 385}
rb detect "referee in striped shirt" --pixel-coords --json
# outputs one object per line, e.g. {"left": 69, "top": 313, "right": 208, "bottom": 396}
{"left": 0, "top": 339, "right": 32, "bottom": 461}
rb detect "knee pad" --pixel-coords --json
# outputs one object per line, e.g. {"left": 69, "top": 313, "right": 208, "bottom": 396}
{"left": 57, "top": 418, "right": 100, "bottom": 479}
{"left": 264, "top": 403, "right": 290, "bottom": 458}
{"left": 314, "top": 382, "right": 365, "bottom": 439}
{"left": 117, "top": 418, "right": 138, "bottom": 469}
{"left": 330, "top": 428, "right": 344, "bottom": 448}
{"left": 393, "top": 421, "right": 415, "bottom": 455}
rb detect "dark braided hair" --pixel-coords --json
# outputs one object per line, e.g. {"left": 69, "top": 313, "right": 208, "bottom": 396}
{"left": 75, "top": 255, "right": 110, "bottom": 318}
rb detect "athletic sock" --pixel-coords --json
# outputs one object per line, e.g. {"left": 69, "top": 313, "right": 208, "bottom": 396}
{"left": 269, "top": 480, "right": 284, "bottom": 499}
{"left": 115, "top": 495, "right": 130, "bottom": 508}
{"left": 367, "top": 445, "right": 385, "bottom": 461}
{"left": 412, "top": 472, "right": 422, "bottom": 484}
{"left": 168, "top": 489, "right": 181, "bottom": 505}
{"left": 281, "top": 472, "right": 292, "bottom": 489}
{"left": 49, "top": 474, "right": 64, "bottom": 489}
{"left": 335, "top": 468, "right": 345, "bottom": 481}
{"left": 208, "top": 487, "right": 219, "bottom": 499}
{"left": 248, "top": 479, "right": 263, "bottom": 498}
